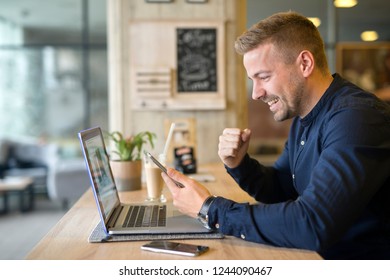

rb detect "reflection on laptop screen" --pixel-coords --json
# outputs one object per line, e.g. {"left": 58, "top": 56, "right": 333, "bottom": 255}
{"left": 84, "top": 133, "right": 118, "bottom": 219}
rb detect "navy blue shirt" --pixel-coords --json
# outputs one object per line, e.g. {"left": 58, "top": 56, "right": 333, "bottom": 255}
{"left": 208, "top": 74, "right": 390, "bottom": 259}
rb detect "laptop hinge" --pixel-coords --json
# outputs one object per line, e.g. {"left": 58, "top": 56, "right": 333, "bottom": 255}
{"left": 107, "top": 205, "right": 123, "bottom": 228}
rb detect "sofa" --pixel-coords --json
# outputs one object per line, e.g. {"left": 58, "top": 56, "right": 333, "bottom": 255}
{"left": 48, "top": 158, "right": 90, "bottom": 209}
{"left": 0, "top": 138, "right": 90, "bottom": 209}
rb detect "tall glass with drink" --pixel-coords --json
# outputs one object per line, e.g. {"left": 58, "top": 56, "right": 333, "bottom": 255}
{"left": 143, "top": 153, "right": 167, "bottom": 202}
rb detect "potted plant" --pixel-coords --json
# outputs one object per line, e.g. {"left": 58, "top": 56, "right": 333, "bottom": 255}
{"left": 106, "top": 130, "right": 156, "bottom": 191}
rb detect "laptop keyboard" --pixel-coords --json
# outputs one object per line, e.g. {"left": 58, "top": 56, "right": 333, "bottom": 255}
{"left": 122, "top": 205, "right": 166, "bottom": 228}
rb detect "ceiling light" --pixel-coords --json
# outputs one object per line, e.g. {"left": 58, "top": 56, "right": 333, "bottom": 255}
{"left": 334, "top": 0, "right": 358, "bottom": 8}
{"left": 361, "top": 31, "right": 378, "bottom": 42}
{"left": 308, "top": 17, "right": 321, "bottom": 27}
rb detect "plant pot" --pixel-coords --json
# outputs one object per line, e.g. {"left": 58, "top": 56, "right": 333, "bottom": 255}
{"left": 110, "top": 160, "right": 142, "bottom": 191}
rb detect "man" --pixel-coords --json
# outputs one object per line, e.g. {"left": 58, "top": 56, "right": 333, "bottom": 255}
{"left": 162, "top": 11, "right": 390, "bottom": 259}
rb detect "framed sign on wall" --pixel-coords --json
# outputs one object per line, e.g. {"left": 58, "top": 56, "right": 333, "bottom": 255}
{"left": 129, "top": 21, "right": 225, "bottom": 110}
{"left": 336, "top": 43, "right": 390, "bottom": 101}
{"left": 176, "top": 28, "right": 217, "bottom": 94}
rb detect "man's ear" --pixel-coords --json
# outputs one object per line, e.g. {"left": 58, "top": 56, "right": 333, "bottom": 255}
{"left": 298, "top": 50, "right": 314, "bottom": 77}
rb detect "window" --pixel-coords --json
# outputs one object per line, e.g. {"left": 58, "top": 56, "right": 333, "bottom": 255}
{"left": 0, "top": 0, "right": 107, "bottom": 158}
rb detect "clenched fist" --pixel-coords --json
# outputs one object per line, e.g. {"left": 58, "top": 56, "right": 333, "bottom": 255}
{"left": 218, "top": 128, "right": 251, "bottom": 168}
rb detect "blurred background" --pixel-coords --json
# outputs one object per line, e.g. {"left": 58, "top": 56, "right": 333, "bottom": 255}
{"left": 0, "top": 0, "right": 389, "bottom": 259}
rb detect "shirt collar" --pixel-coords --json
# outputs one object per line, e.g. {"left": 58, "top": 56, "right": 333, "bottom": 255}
{"left": 300, "top": 73, "right": 343, "bottom": 127}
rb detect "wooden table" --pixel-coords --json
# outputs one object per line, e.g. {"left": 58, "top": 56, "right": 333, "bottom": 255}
{"left": 26, "top": 163, "right": 322, "bottom": 260}
{"left": 0, "top": 177, "right": 34, "bottom": 214}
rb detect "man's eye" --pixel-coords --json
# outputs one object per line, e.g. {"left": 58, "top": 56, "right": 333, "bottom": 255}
{"left": 260, "top": 76, "right": 269, "bottom": 80}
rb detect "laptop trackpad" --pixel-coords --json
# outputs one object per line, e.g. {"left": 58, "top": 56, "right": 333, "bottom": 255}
{"left": 167, "top": 212, "right": 210, "bottom": 233}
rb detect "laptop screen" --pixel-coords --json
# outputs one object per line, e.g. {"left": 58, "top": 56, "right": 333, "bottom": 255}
{"left": 79, "top": 127, "right": 120, "bottom": 223}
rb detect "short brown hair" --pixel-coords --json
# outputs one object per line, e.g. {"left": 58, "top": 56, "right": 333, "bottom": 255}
{"left": 235, "top": 11, "right": 328, "bottom": 73}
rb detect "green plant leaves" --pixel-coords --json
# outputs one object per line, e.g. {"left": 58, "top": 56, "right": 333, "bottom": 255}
{"left": 106, "top": 130, "right": 156, "bottom": 161}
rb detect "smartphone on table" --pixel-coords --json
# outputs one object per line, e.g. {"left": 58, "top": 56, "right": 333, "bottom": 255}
{"left": 141, "top": 241, "right": 209, "bottom": 257}
{"left": 144, "top": 151, "right": 185, "bottom": 188}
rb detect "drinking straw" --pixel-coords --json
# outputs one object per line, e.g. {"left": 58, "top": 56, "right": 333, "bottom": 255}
{"left": 163, "top": 122, "right": 176, "bottom": 157}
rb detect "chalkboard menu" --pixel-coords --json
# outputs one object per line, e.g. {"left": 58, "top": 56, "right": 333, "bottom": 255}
{"left": 177, "top": 28, "right": 217, "bottom": 93}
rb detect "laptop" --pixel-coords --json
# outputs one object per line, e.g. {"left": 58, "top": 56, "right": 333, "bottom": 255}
{"left": 78, "top": 127, "right": 211, "bottom": 235}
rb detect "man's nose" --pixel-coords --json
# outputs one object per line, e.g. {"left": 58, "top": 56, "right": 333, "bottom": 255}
{"left": 252, "top": 86, "right": 266, "bottom": 100}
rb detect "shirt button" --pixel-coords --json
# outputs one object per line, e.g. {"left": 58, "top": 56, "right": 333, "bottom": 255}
{"left": 292, "top": 174, "right": 295, "bottom": 179}
{"left": 240, "top": 234, "right": 246, "bottom": 239}
{"left": 215, "top": 223, "right": 220, "bottom": 229}
{"left": 300, "top": 140, "right": 305, "bottom": 146}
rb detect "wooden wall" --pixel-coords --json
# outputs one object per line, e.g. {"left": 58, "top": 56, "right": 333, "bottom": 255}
{"left": 107, "top": 0, "right": 247, "bottom": 164}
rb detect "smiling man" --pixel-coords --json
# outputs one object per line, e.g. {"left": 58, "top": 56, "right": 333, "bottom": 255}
{"left": 243, "top": 42, "right": 332, "bottom": 122}
{"left": 162, "top": 11, "right": 390, "bottom": 260}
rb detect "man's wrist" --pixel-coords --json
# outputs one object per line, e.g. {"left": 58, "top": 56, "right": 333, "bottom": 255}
{"left": 197, "top": 195, "right": 217, "bottom": 229}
